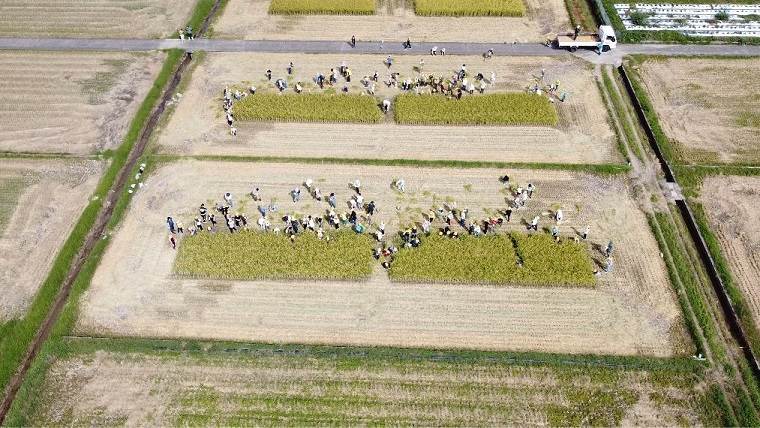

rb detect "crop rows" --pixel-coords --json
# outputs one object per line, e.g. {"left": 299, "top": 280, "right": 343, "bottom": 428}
{"left": 0, "top": 176, "right": 25, "bottom": 236}
{"left": 175, "top": 231, "right": 375, "bottom": 280}
{"left": 394, "top": 93, "right": 558, "bottom": 126}
{"left": 414, "top": 0, "right": 525, "bottom": 17}
{"left": 269, "top": 0, "right": 376, "bottom": 15}
{"left": 234, "top": 94, "right": 382, "bottom": 123}
{"left": 390, "top": 233, "right": 595, "bottom": 286}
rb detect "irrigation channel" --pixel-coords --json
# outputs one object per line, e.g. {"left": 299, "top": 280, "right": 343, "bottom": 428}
{"left": 617, "top": 65, "right": 760, "bottom": 381}
{"left": 0, "top": 1, "right": 224, "bottom": 422}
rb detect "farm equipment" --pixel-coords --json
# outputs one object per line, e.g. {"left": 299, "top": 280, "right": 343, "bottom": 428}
{"left": 554, "top": 25, "right": 617, "bottom": 52}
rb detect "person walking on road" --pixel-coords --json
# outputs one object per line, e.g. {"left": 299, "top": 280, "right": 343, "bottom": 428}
{"left": 351, "top": 35, "right": 356, "bottom": 47}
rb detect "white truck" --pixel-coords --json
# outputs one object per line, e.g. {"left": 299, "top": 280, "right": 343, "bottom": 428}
{"left": 555, "top": 25, "right": 617, "bottom": 52}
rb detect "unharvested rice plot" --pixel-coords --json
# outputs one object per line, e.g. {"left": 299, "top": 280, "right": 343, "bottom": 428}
{"left": 27, "top": 346, "right": 710, "bottom": 426}
{"left": 394, "top": 93, "right": 558, "bottom": 125}
{"left": 415, "top": 0, "right": 525, "bottom": 17}
{"left": 176, "top": 231, "right": 375, "bottom": 280}
{"left": 158, "top": 53, "right": 620, "bottom": 165}
{"left": 0, "top": 51, "right": 164, "bottom": 155}
{"left": 269, "top": 0, "right": 376, "bottom": 14}
{"left": 700, "top": 176, "right": 760, "bottom": 332}
{"left": 0, "top": 1, "right": 195, "bottom": 38}
{"left": 235, "top": 93, "right": 382, "bottom": 123}
{"left": 391, "top": 234, "right": 595, "bottom": 286}
{"left": 636, "top": 57, "right": 760, "bottom": 164}
{"left": 77, "top": 161, "right": 686, "bottom": 357}
{"left": 0, "top": 159, "right": 105, "bottom": 321}
{"left": 216, "top": 0, "right": 569, "bottom": 42}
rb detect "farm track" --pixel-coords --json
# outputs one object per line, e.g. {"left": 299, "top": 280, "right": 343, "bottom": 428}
{"left": 0, "top": 1, "right": 224, "bottom": 423}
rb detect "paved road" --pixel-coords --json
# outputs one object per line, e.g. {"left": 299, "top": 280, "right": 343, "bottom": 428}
{"left": 1, "top": 37, "right": 760, "bottom": 57}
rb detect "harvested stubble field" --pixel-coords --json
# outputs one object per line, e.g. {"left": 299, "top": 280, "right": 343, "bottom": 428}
{"left": 235, "top": 93, "right": 382, "bottom": 123}
{"left": 391, "top": 234, "right": 595, "bottom": 286}
{"left": 0, "top": 159, "right": 105, "bottom": 322}
{"left": 25, "top": 344, "right": 712, "bottom": 426}
{"left": 415, "top": 0, "right": 525, "bottom": 16}
{"left": 176, "top": 231, "right": 375, "bottom": 280}
{"left": 700, "top": 176, "right": 760, "bottom": 331}
{"left": 0, "top": 51, "right": 164, "bottom": 155}
{"left": 0, "top": 1, "right": 195, "bottom": 38}
{"left": 158, "top": 53, "right": 621, "bottom": 165}
{"left": 269, "top": 0, "right": 376, "bottom": 14}
{"left": 394, "top": 93, "right": 558, "bottom": 126}
{"left": 635, "top": 57, "right": 760, "bottom": 164}
{"left": 216, "top": 0, "right": 569, "bottom": 42}
{"left": 77, "top": 160, "right": 687, "bottom": 357}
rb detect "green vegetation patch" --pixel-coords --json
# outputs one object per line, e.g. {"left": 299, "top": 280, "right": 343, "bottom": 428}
{"left": 269, "top": 0, "right": 375, "bottom": 15}
{"left": 390, "top": 233, "right": 595, "bottom": 286}
{"left": 175, "top": 231, "right": 375, "bottom": 280}
{"left": 394, "top": 93, "right": 558, "bottom": 126}
{"left": 235, "top": 93, "right": 382, "bottom": 123}
{"left": 0, "top": 176, "right": 26, "bottom": 236}
{"left": 414, "top": 0, "right": 525, "bottom": 16}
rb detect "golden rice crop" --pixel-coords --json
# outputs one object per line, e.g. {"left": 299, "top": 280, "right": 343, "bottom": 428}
{"left": 175, "top": 231, "right": 375, "bottom": 280}
{"left": 394, "top": 93, "right": 558, "bottom": 126}
{"left": 390, "top": 233, "right": 595, "bottom": 286}
{"left": 414, "top": 0, "right": 525, "bottom": 17}
{"left": 235, "top": 94, "right": 382, "bottom": 123}
{"left": 269, "top": 0, "right": 376, "bottom": 15}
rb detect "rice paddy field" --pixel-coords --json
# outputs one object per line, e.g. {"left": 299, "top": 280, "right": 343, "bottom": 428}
{"left": 15, "top": 339, "right": 717, "bottom": 426}
{"left": 414, "top": 0, "right": 525, "bottom": 16}
{"left": 269, "top": 0, "right": 376, "bottom": 14}
{"left": 0, "top": 0, "right": 196, "bottom": 38}
{"left": 0, "top": 51, "right": 164, "bottom": 155}
{"left": 234, "top": 93, "right": 382, "bottom": 123}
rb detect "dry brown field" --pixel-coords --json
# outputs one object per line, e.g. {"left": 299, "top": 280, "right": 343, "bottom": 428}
{"left": 700, "top": 175, "right": 760, "bottom": 331}
{"left": 635, "top": 57, "right": 760, "bottom": 164}
{"left": 0, "top": 51, "right": 164, "bottom": 155}
{"left": 0, "top": 1, "right": 195, "bottom": 38}
{"left": 76, "top": 160, "right": 687, "bottom": 357}
{"left": 27, "top": 347, "right": 708, "bottom": 426}
{"left": 0, "top": 159, "right": 105, "bottom": 321}
{"left": 157, "top": 53, "right": 621, "bottom": 165}
{"left": 216, "top": 0, "right": 569, "bottom": 42}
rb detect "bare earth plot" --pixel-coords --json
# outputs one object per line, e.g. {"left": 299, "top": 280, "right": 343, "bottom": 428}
{"left": 157, "top": 53, "right": 621, "bottom": 165}
{"left": 0, "top": 159, "right": 105, "bottom": 321}
{"left": 635, "top": 57, "right": 760, "bottom": 164}
{"left": 0, "top": 51, "right": 164, "bottom": 155}
{"left": 700, "top": 176, "right": 760, "bottom": 331}
{"left": 216, "top": 0, "right": 569, "bottom": 43}
{"left": 77, "top": 160, "right": 686, "bottom": 357}
{"left": 0, "top": 1, "right": 195, "bottom": 38}
{"left": 27, "top": 347, "right": 708, "bottom": 426}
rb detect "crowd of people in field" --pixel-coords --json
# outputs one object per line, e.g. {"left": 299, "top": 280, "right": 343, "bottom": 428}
{"left": 165, "top": 174, "right": 615, "bottom": 274}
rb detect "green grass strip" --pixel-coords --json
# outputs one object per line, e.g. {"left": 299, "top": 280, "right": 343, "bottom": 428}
{"left": 235, "top": 93, "right": 382, "bottom": 123}
{"left": 394, "top": 93, "right": 558, "bottom": 126}
{"left": 0, "top": 49, "right": 184, "bottom": 404}
{"left": 601, "top": 70, "right": 644, "bottom": 162}
{"left": 390, "top": 233, "right": 595, "bottom": 286}
{"left": 175, "top": 231, "right": 375, "bottom": 280}
{"left": 414, "top": 0, "right": 525, "bottom": 16}
{"left": 269, "top": 0, "right": 375, "bottom": 15}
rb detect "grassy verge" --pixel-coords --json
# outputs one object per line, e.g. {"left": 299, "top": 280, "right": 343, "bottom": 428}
{"left": 390, "top": 233, "right": 595, "bottom": 286}
{"left": 154, "top": 154, "right": 631, "bottom": 175}
{"left": 176, "top": 230, "right": 375, "bottom": 280}
{"left": 601, "top": 69, "right": 645, "bottom": 162}
{"left": 269, "top": 0, "right": 375, "bottom": 15}
{"left": 13, "top": 337, "right": 721, "bottom": 427}
{"left": 414, "top": 0, "right": 524, "bottom": 17}
{"left": 394, "top": 93, "right": 558, "bottom": 126}
{"left": 235, "top": 93, "right": 382, "bottom": 123}
{"left": 0, "top": 49, "right": 184, "bottom": 412}
{"left": 564, "top": 0, "right": 599, "bottom": 30}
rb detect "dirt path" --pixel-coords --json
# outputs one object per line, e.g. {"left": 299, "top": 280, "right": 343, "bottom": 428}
{"left": 216, "top": 0, "right": 569, "bottom": 43}
{"left": 77, "top": 160, "right": 685, "bottom": 357}
{"left": 157, "top": 52, "right": 620, "bottom": 164}
{"left": 0, "top": 159, "right": 105, "bottom": 321}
